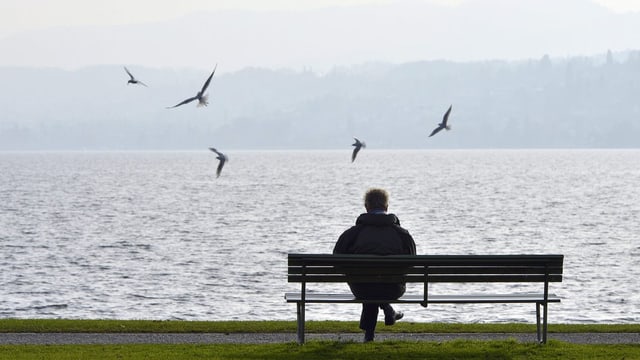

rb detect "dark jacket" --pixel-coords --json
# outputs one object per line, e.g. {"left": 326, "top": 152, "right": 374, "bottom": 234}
{"left": 333, "top": 213, "right": 416, "bottom": 300}
{"left": 333, "top": 213, "right": 416, "bottom": 256}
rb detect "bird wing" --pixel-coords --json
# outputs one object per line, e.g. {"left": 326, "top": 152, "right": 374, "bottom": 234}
{"left": 209, "top": 147, "right": 220, "bottom": 156}
{"left": 216, "top": 157, "right": 226, "bottom": 177}
{"left": 429, "top": 125, "right": 444, "bottom": 137}
{"left": 167, "top": 96, "right": 198, "bottom": 108}
{"left": 124, "top": 66, "right": 135, "bottom": 80}
{"left": 442, "top": 105, "right": 452, "bottom": 126}
{"left": 138, "top": 80, "right": 148, "bottom": 87}
{"left": 200, "top": 64, "right": 217, "bottom": 93}
{"left": 351, "top": 147, "right": 360, "bottom": 162}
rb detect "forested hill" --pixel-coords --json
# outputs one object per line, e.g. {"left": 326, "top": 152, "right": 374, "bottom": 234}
{"left": 1, "top": 51, "right": 639, "bottom": 150}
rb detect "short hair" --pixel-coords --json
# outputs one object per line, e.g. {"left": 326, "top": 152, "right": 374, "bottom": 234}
{"left": 364, "top": 188, "right": 389, "bottom": 211}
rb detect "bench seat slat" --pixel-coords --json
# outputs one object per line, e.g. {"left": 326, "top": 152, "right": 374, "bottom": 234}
{"left": 288, "top": 254, "right": 564, "bottom": 268}
{"left": 285, "top": 292, "right": 561, "bottom": 304}
{"left": 288, "top": 266, "right": 563, "bottom": 275}
{"left": 289, "top": 274, "right": 563, "bottom": 283}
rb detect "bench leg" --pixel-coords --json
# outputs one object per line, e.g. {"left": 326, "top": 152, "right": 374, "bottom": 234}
{"left": 536, "top": 302, "right": 542, "bottom": 343}
{"left": 535, "top": 302, "right": 548, "bottom": 344}
{"left": 296, "top": 301, "right": 305, "bottom": 344}
{"left": 542, "top": 302, "right": 548, "bottom": 344}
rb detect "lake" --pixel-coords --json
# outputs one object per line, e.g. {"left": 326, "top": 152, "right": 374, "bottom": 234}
{"left": 1, "top": 149, "right": 638, "bottom": 323}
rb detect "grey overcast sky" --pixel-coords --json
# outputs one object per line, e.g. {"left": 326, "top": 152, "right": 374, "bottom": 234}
{"left": 1, "top": 0, "right": 640, "bottom": 71}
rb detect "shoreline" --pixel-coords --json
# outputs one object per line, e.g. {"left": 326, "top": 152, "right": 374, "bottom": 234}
{"left": 1, "top": 320, "right": 639, "bottom": 345}
{"left": 1, "top": 332, "right": 639, "bottom": 345}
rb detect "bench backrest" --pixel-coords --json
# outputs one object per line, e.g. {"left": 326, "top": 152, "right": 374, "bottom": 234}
{"left": 288, "top": 254, "right": 564, "bottom": 284}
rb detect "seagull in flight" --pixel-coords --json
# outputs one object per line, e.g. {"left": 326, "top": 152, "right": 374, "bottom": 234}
{"left": 351, "top": 137, "right": 366, "bottom": 162}
{"left": 124, "top": 67, "right": 147, "bottom": 87}
{"left": 429, "top": 105, "right": 453, "bottom": 137}
{"left": 208, "top": 147, "right": 228, "bottom": 178}
{"left": 168, "top": 64, "right": 217, "bottom": 109}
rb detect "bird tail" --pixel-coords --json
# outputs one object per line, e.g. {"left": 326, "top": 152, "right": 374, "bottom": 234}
{"left": 198, "top": 94, "right": 209, "bottom": 107}
{"left": 446, "top": 125, "right": 452, "bottom": 130}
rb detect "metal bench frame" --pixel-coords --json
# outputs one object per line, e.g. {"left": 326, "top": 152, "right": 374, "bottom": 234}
{"left": 285, "top": 253, "right": 563, "bottom": 344}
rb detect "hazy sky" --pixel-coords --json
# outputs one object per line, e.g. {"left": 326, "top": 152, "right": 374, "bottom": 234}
{"left": 2, "top": 0, "right": 638, "bottom": 36}
{"left": 2, "top": 0, "right": 639, "bottom": 71}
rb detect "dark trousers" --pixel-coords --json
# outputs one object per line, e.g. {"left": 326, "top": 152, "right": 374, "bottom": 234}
{"left": 348, "top": 283, "right": 406, "bottom": 332}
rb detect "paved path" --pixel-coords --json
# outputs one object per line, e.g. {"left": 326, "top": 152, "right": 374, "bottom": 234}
{"left": 1, "top": 332, "right": 638, "bottom": 345}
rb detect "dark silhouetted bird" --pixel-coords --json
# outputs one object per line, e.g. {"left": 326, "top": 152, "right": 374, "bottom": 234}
{"left": 168, "top": 65, "right": 217, "bottom": 108}
{"left": 429, "top": 105, "right": 453, "bottom": 137}
{"left": 124, "top": 66, "right": 147, "bottom": 87}
{"left": 208, "top": 147, "right": 227, "bottom": 178}
{"left": 351, "top": 137, "right": 366, "bottom": 162}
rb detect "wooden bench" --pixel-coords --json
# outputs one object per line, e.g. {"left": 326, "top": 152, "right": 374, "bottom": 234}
{"left": 285, "top": 253, "right": 563, "bottom": 344}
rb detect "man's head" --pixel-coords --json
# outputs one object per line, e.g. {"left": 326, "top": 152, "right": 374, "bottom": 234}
{"left": 364, "top": 188, "right": 389, "bottom": 213}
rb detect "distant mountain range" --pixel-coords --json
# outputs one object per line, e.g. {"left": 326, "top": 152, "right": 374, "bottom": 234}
{"left": 1, "top": 51, "right": 639, "bottom": 150}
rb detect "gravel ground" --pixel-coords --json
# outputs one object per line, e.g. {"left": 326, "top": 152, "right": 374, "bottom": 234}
{"left": 1, "top": 332, "right": 638, "bottom": 345}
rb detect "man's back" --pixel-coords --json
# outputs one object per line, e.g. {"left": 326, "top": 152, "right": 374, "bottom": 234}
{"left": 334, "top": 213, "right": 416, "bottom": 255}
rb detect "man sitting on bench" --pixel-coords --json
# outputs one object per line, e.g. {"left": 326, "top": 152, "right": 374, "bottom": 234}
{"left": 333, "top": 188, "right": 417, "bottom": 342}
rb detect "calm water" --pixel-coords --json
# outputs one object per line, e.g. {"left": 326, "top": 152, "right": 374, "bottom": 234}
{"left": 1, "top": 149, "right": 639, "bottom": 324}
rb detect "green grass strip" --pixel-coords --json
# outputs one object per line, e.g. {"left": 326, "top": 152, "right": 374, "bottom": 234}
{"left": 1, "top": 340, "right": 639, "bottom": 360}
{"left": 0, "top": 319, "right": 639, "bottom": 334}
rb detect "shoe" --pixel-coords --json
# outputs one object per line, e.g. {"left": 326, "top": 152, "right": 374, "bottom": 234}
{"left": 384, "top": 310, "right": 404, "bottom": 326}
{"left": 364, "top": 330, "right": 375, "bottom": 342}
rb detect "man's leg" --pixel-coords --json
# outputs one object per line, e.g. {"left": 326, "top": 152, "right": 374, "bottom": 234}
{"left": 381, "top": 304, "right": 404, "bottom": 325}
{"left": 360, "top": 303, "right": 379, "bottom": 342}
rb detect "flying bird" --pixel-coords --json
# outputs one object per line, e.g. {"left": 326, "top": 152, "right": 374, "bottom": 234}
{"left": 124, "top": 67, "right": 147, "bottom": 87}
{"left": 351, "top": 137, "right": 366, "bottom": 162}
{"left": 167, "top": 65, "right": 217, "bottom": 109}
{"left": 429, "top": 105, "right": 453, "bottom": 137}
{"left": 208, "top": 147, "right": 228, "bottom": 178}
